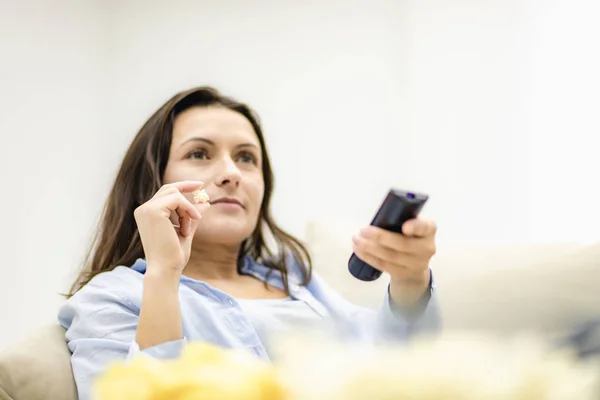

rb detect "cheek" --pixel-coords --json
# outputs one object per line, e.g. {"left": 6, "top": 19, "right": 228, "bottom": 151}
{"left": 163, "top": 162, "right": 209, "bottom": 185}
{"left": 162, "top": 170, "right": 175, "bottom": 185}
{"left": 247, "top": 178, "right": 265, "bottom": 211}
{"left": 162, "top": 164, "right": 174, "bottom": 184}
{"left": 162, "top": 162, "right": 187, "bottom": 185}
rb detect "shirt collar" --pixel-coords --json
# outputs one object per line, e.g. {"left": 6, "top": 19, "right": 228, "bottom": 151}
{"left": 128, "top": 256, "right": 291, "bottom": 289}
{"left": 130, "top": 258, "right": 147, "bottom": 273}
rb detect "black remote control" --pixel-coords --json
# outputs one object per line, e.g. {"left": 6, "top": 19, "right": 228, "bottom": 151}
{"left": 348, "top": 189, "right": 429, "bottom": 281}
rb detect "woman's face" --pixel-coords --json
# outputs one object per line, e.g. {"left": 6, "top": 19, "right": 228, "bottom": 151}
{"left": 163, "top": 106, "right": 265, "bottom": 246}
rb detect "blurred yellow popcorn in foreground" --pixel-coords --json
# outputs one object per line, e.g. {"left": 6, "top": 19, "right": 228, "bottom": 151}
{"left": 94, "top": 333, "right": 600, "bottom": 400}
{"left": 273, "top": 332, "right": 600, "bottom": 400}
{"left": 94, "top": 342, "right": 286, "bottom": 400}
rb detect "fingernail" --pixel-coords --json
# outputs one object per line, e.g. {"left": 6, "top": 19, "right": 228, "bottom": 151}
{"left": 360, "top": 226, "right": 374, "bottom": 238}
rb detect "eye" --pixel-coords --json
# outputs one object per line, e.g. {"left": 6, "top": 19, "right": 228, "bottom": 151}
{"left": 237, "top": 151, "right": 258, "bottom": 165}
{"left": 187, "top": 148, "right": 209, "bottom": 160}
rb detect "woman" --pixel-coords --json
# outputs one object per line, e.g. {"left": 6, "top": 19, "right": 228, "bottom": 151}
{"left": 59, "top": 86, "right": 441, "bottom": 399}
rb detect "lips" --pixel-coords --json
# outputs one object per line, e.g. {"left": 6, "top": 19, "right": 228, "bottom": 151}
{"left": 210, "top": 197, "right": 244, "bottom": 208}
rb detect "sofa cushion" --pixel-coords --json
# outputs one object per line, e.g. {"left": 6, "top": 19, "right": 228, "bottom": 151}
{"left": 435, "top": 242, "right": 600, "bottom": 336}
{"left": 305, "top": 219, "right": 600, "bottom": 336}
{"left": 0, "top": 325, "right": 76, "bottom": 400}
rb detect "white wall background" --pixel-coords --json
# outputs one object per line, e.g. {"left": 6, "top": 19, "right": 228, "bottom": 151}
{"left": 0, "top": 0, "right": 598, "bottom": 347}
{"left": 0, "top": 0, "right": 108, "bottom": 348}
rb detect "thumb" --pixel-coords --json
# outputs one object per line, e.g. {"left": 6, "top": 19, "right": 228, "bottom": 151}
{"left": 189, "top": 217, "right": 201, "bottom": 236}
{"left": 188, "top": 203, "right": 209, "bottom": 237}
{"left": 196, "top": 203, "right": 211, "bottom": 214}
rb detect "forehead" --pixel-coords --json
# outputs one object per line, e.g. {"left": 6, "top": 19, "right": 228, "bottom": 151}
{"left": 172, "top": 106, "right": 259, "bottom": 145}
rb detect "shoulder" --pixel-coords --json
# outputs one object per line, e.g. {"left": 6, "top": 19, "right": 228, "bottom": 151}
{"left": 91, "top": 264, "right": 144, "bottom": 288}
{"left": 58, "top": 265, "right": 144, "bottom": 328}
{"left": 78, "top": 266, "right": 143, "bottom": 305}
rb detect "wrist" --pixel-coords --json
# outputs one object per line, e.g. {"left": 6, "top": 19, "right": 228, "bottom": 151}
{"left": 144, "top": 266, "right": 181, "bottom": 289}
{"left": 390, "top": 269, "right": 431, "bottom": 307}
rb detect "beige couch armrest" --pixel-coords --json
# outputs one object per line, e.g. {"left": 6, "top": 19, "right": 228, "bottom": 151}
{"left": 0, "top": 384, "right": 14, "bottom": 400}
{"left": 0, "top": 325, "right": 76, "bottom": 400}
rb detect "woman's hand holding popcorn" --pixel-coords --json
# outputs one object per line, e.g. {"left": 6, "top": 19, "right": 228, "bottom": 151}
{"left": 134, "top": 181, "right": 210, "bottom": 275}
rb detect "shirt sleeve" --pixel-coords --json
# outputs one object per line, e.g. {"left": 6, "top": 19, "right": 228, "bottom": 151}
{"left": 375, "top": 271, "right": 442, "bottom": 342}
{"left": 305, "top": 267, "right": 442, "bottom": 343}
{"left": 58, "top": 279, "right": 186, "bottom": 400}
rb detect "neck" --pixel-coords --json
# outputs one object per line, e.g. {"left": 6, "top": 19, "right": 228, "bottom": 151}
{"left": 184, "top": 242, "right": 242, "bottom": 281}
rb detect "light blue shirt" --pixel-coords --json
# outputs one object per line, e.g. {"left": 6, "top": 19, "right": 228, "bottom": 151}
{"left": 58, "top": 256, "right": 441, "bottom": 399}
{"left": 236, "top": 296, "right": 326, "bottom": 353}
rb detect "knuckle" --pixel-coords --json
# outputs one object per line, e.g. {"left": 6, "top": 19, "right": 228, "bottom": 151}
{"left": 357, "top": 250, "right": 370, "bottom": 263}
{"left": 386, "top": 248, "right": 397, "bottom": 261}
{"left": 428, "top": 226, "right": 437, "bottom": 237}
{"left": 176, "top": 194, "right": 193, "bottom": 209}
{"left": 426, "top": 243, "right": 437, "bottom": 256}
{"left": 176, "top": 191, "right": 189, "bottom": 201}
{"left": 393, "top": 235, "right": 406, "bottom": 251}
{"left": 133, "top": 204, "right": 149, "bottom": 219}
{"left": 360, "top": 239, "right": 372, "bottom": 252}
{"left": 380, "top": 260, "right": 392, "bottom": 272}
{"left": 165, "top": 187, "right": 178, "bottom": 195}
{"left": 370, "top": 227, "right": 381, "bottom": 239}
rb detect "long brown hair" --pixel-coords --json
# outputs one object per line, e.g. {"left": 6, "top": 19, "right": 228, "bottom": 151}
{"left": 67, "top": 86, "right": 312, "bottom": 296}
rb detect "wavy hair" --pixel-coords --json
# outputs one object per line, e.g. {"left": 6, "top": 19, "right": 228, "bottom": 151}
{"left": 67, "top": 86, "right": 312, "bottom": 296}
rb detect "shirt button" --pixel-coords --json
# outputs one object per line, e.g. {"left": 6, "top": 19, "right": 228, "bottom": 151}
{"left": 228, "top": 299, "right": 235, "bottom": 306}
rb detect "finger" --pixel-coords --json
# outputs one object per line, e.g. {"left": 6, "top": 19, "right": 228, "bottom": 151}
{"left": 352, "top": 243, "right": 413, "bottom": 277}
{"left": 155, "top": 181, "right": 204, "bottom": 198}
{"left": 359, "top": 226, "right": 410, "bottom": 253}
{"left": 352, "top": 243, "right": 389, "bottom": 274}
{"left": 159, "top": 192, "right": 202, "bottom": 220}
{"left": 189, "top": 214, "right": 202, "bottom": 236}
{"left": 186, "top": 203, "right": 210, "bottom": 236}
{"left": 181, "top": 203, "right": 211, "bottom": 237}
{"left": 359, "top": 226, "right": 435, "bottom": 258}
{"left": 178, "top": 211, "right": 191, "bottom": 237}
{"left": 195, "top": 202, "right": 211, "bottom": 214}
{"left": 352, "top": 234, "right": 400, "bottom": 264}
{"left": 402, "top": 217, "right": 437, "bottom": 238}
{"left": 165, "top": 180, "right": 205, "bottom": 193}
{"left": 353, "top": 235, "right": 418, "bottom": 271}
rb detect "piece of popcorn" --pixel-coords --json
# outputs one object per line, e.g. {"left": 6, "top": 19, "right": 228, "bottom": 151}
{"left": 191, "top": 188, "right": 210, "bottom": 204}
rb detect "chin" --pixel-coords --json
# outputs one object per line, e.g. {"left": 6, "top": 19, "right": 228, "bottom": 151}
{"left": 195, "top": 221, "right": 255, "bottom": 246}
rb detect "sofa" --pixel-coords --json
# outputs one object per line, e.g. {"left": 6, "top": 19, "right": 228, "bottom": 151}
{"left": 0, "top": 325, "right": 77, "bottom": 400}
{"left": 305, "top": 220, "right": 600, "bottom": 337}
{"left": 1, "top": 219, "right": 598, "bottom": 399}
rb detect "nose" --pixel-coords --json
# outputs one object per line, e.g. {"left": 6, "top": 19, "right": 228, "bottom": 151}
{"left": 215, "top": 156, "right": 241, "bottom": 188}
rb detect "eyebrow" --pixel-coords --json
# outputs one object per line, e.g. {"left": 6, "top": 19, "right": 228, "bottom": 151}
{"left": 179, "top": 137, "right": 259, "bottom": 150}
